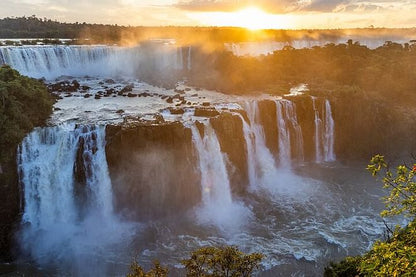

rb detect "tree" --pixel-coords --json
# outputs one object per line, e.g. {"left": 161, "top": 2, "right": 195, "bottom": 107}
{"left": 325, "top": 155, "right": 416, "bottom": 276}
{"left": 127, "top": 260, "right": 168, "bottom": 277}
{"left": 367, "top": 154, "right": 416, "bottom": 218}
{"left": 127, "top": 246, "right": 263, "bottom": 277}
{"left": 181, "top": 246, "right": 264, "bottom": 277}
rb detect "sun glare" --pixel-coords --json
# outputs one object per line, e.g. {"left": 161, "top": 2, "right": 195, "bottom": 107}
{"left": 192, "top": 6, "right": 292, "bottom": 30}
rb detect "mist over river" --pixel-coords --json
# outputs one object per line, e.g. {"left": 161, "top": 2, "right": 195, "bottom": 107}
{"left": 0, "top": 41, "right": 406, "bottom": 276}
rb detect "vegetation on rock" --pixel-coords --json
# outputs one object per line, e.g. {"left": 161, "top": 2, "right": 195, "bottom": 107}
{"left": 0, "top": 65, "right": 54, "bottom": 165}
{"left": 0, "top": 65, "right": 53, "bottom": 260}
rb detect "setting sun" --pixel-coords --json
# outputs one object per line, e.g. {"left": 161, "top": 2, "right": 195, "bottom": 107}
{"left": 191, "top": 6, "right": 293, "bottom": 30}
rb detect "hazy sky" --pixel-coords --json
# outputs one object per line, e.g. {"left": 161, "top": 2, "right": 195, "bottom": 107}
{"left": 1, "top": 0, "right": 416, "bottom": 29}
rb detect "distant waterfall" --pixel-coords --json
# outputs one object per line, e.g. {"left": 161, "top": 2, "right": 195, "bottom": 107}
{"left": 17, "top": 124, "right": 127, "bottom": 265}
{"left": 311, "top": 97, "right": 336, "bottom": 162}
{"left": 0, "top": 44, "right": 185, "bottom": 79}
{"left": 276, "top": 100, "right": 304, "bottom": 167}
{"left": 187, "top": 46, "right": 192, "bottom": 71}
{"left": 190, "top": 122, "right": 251, "bottom": 231}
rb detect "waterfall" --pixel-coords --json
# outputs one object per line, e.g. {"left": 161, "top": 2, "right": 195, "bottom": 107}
{"left": 311, "top": 97, "right": 336, "bottom": 163}
{"left": 187, "top": 46, "right": 192, "bottom": 71}
{"left": 18, "top": 124, "right": 131, "bottom": 267}
{"left": 276, "top": 100, "right": 304, "bottom": 167}
{"left": 190, "top": 122, "right": 251, "bottom": 231}
{"left": 323, "top": 100, "right": 336, "bottom": 162}
{"left": 0, "top": 44, "right": 186, "bottom": 79}
{"left": 236, "top": 102, "right": 278, "bottom": 191}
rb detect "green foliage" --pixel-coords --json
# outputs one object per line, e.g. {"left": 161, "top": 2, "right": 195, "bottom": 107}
{"left": 367, "top": 155, "right": 416, "bottom": 218}
{"left": 127, "top": 260, "right": 168, "bottom": 277}
{"left": 181, "top": 246, "right": 264, "bottom": 277}
{"left": 127, "top": 246, "right": 263, "bottom": 277}
{"left": 324, "top": 256, "right": 362, "bottom": 277}
{"left": 325, "top": 155, "right": 416, "bottom": 276}
{"left": 359, "top": 220, "right": 416, "bottom": 276}
{"left": 0, "top": 65, "right": 54, "bottom": 164}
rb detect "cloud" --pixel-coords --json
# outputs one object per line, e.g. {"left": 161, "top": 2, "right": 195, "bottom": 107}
{"left": 175, "top": 0, "right": 298, "bottom": 13}
{"left": 176, "top": 0, "right": 415, "bottom": 13}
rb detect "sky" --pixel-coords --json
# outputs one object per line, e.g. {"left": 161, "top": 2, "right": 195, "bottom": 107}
{"left": 1, "top": 0, "right": 416, "bottom": 29}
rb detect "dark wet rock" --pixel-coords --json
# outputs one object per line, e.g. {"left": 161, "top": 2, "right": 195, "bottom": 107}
{"left": 139, "top": 92, "right": 150, "bottom": 97}
{"left": 106, "top": 88, "right": 115, "bottom": 95}
{"left": 116, "top": 109, "right": 124, "bottom": 114}
{"left": 127, "top": 93, "right": 137, "bottom": 97}
{"left": 94, "top": 95, "right": 101, "bottom": 100}
{"left": 105, "top": 79, "right": 115, "bottom": 84}
{"left": 210, "top": 113, "right": 248, "bottom": 195}
{"left": 120, "top": 84, "right": 134, "bottom": 94}
{"left": 185, "top": 88, "right": 191, "bottom": 91}
{"left": 194, "top": 108, "right": 220, "bottom": 117}
{"left": 161, "top": 95, "right": 168, "bottom": 100}
{"left": 84, "top": 93, "right": 91, "bottom": 98}
{"left": 167, "top": 108, "right": 185, "bottom": 115}
{"left": 166, "top": 97, "right": 173, "bottom": 103}
{"left": 202, "top": 102, "right": 210, "bottom": 107}
{"left": 48, "top": 80, "right": 80, "bottom": 93}
{"left": 191, "top": 94, "right": 198, "bottom": 97}
{"left": 174, "top": 88, "right": 185, "bottom": 94}
{"left": 54, "top": 107, "right": 61, "bottom": 111}
{"left": 81, "top": 85, "right": 90, "bottom": 90}
{"left": 71, "top": 80, "right": 80, "bottom": 90}
{"left": 154, "top": 114, "right": 165, "bottom": 124}
{"left": 64, "top": 94, "right": 72, "bottom": 98}
{"left": 105, "top": 122, "right": 200, "bottom": 220}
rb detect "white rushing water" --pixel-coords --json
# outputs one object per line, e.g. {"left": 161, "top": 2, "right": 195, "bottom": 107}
{"left": 276, "top": 99, "right": 304, "bottom": 167}
{"left": 190, "top": 122, "right": 251, "bottom": 232}
{"left": 312, "top": 96, "right": 336, "bottom": 163}
{"left": 18, "top": 124, "right": 134, "bottom": 272}
{"left": 0, "top": 44, "right": 191, "bottom": 79}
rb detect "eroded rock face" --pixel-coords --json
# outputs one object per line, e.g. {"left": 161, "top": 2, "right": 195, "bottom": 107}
{"left": 105, "top": 122, "right": 201, "bottom": 220}
{"left": 211, "top": 113, "right": 248, "bottom": 195}
{"left": 257, "top": 100, "right": 279, "bottom": 157}
{"left": 0, "top": 157, "right": 20, "bottom": 261}
{"left": 105, "top": 112, "right": 252, "bottom": 219}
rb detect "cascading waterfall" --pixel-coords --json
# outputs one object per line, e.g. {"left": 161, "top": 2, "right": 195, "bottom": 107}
{"left": 324, "top": 100, "right": 336, "bottom": 162}
{"left": 18, "top": 124, "right": 132, "bottom": 268}
{"left": 0, "top": 44, "right": 186, "bottom": 79}
{"left": 190, "top": 122, "right": 251, "bottom": 231}
{"left": 312, "top": 96, "right": 323, "bottom": 163}
{"left": 276, "top": 100, "right": 291, "bottom": 167}
{"left": 241, "top": 101, "right": 278, "bottom": 190}
{"left": 276, "top": 100, "right": 304, "bottom": 167}
{"left": 311, "top": 97, "right": 336, "bottom": 163}
{"left": 234, "top": 100, "right": 317, "bottom": 198}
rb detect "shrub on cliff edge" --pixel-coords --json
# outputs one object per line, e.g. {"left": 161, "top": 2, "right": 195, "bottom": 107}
{"left": 0, "top": 64, "right": 53, "bottom": 165}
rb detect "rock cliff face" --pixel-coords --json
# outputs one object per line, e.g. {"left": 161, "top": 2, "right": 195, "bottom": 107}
{"left": 328, "top": 92, "right": 416, "bottom": 162}
{"left": 0, "top": 159, "right": 20, "bottom": 261}
{"left": 211, "top": 112, "right": 248, "bottom": 195}
{"left": 105, "top": 122, "right": 200, "bottom": 220}
{"left": 105, "top": 112, "right": 250, "bottom": 220}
